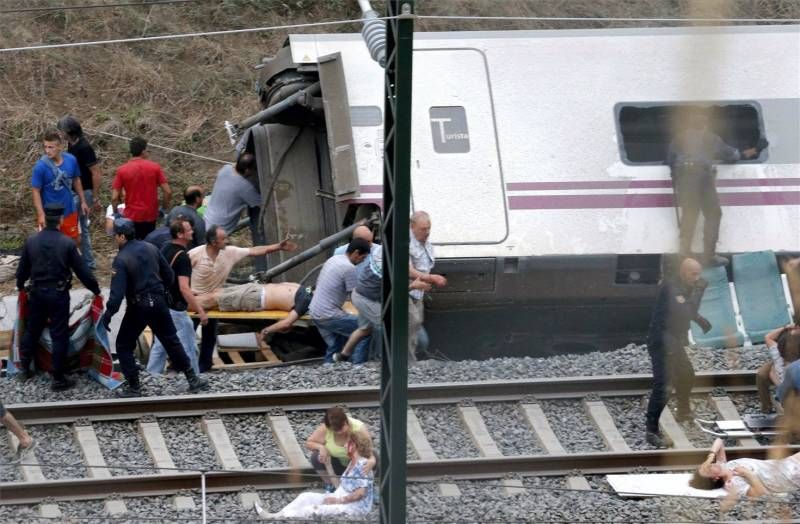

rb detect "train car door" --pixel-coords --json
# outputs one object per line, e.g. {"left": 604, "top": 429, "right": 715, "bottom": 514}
{"left": 411, "top": 48, "right": 508, "bottom": 245}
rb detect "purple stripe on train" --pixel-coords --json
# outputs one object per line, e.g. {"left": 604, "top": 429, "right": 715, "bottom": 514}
{"left": 508, "top": 191, "right": 800, "bottom": 210}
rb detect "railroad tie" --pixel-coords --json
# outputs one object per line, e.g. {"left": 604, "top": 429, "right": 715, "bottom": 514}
{"left": 583, "top": 398, "right": 631, "bottom": 453}
{"left": 202, "top": 415, "right": 243, "bottom": 471}
{"left": 406, "top": 409, "right": 459, "bottom": 497}
{"left": 458, "top": 403, "right": 503, "bottom": 458}
{"left": 658, "top": 409, "right": 693, "bottom": 449}
{"left": 137, "top": 418, "right": 196, "bottom": 511}
{"left": 712, "top": 395, "right": 760, "bottom": 447}
{"left": 238, "top": 487, "right": 264, "bottom": 515}
{"left": 7, "top": 431, "right": 62, "bottom": 518}
{"left": 518, "top": 402, "right": 591, "bottom": 491}
{"left": 267, "top": 412, "right": 312, "bottom": 469}
{"left": 73, "top": 422, "right": 128, "bottom": 516}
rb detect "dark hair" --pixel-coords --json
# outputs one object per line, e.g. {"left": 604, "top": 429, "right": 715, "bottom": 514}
{"left": 235, "top": 153, "right": 256, "bottom": 175}
{"left": 688, "top": 471, "right": 724, "bottom": 490}
{"left": 779, "top": 331, "right": 800, "bottom": 361}
{"left": 346, "top": 237, "right": 371, "bottom": 255}
{"left": 57, "top": 115, "right": 83, "bottom": 139}
{"left": 184, "top": 187, "right": 203, "bottom": 206}
{"left": 42, "top": 128, "right": 61, "bottom": 143}
{"left": 129, "top": 136, "right": 147, "bottom": 157}
{"left": 169, "top": 218, "right": 189, "bottom": 239}
{"left": 323, "top": 406, "right": 349, "bottom": 432}
{"left": 44, "top": 214, "right": 61, "bottom": 228}
{"left": 205, "top": 224, "right": 221, "bottom": 245}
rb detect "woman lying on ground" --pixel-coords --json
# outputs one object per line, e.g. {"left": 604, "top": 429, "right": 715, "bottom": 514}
{"left": 305, "top": 406, "right": 377, "bottom": 489}
{"left": 264, "top": 430, "right": 375, "bottom": 519}
{"left": 690, "top": 437, "right": 800, "bottom": 499}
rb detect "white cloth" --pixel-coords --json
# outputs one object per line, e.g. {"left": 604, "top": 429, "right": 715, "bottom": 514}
{"left": 273, "top": 486, "right": 365, "bottom": 519}
{"left": 724, "top": 457, "right": 800, "bottom": 497}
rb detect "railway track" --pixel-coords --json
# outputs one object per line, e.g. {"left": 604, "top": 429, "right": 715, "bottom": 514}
{"left": 0, "top": 370, "right": 785, "bottom": 515}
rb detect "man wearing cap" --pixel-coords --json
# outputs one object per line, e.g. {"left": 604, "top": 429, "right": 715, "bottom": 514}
{"left": 101, "top": 218, "right": 208, "bottom": 397}
{"left": 16, "top": 202, "right": 102, "bottom": 391}
{"left": 31, "top": 129, "right": 90, "bottom": 245}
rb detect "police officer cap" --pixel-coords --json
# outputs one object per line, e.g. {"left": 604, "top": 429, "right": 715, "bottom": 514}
{"left": 113, "top": 217, "right": 135, "bottom": 236}
{"left": 44, "top": 203, "right": 64, "bottom": 217}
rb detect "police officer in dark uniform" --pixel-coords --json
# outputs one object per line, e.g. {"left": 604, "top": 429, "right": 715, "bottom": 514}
{"left": 645, "top": 257, "right": 711, "bottom": 448}
{"left": 667, "top": 111, "right": 762, "bottom": 266}
{"left": 100, "top": 218, "right": 208, "bottom": 397}
{"left": 16, "top": 202, "right": 102, "bottom": 391}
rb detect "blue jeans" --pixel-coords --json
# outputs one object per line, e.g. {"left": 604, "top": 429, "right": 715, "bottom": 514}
{"left": 79, "top": 189, "right": 96, "bottom": 270}
{"left": 146, "top": 309, "right": 199, "bottom": 374}
{"left": 313, "top": 315, "right": 371, "bottom": 364}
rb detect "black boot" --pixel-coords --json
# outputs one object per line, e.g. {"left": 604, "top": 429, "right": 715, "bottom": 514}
{"left": 185, "top": 369, "right": 209, "bottom": 393}
{"left": 117, "top": 375, "right": 142, "bottom": 398}
{"left": 51, "top": 376, "right": 76, "bottom": 392}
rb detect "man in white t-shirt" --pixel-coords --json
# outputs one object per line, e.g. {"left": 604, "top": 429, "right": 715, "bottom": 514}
{"left": 188, "top": 224, "right": 297, "bottom": 371}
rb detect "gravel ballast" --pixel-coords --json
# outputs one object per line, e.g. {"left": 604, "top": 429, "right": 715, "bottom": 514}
{"left": 222, "top": 414, "right": 287, "bottom": 470}
{"left": 413, "top": 405, "right": 479, "bottom": 459}
{"left": 27, "top": 423, "right": 87, "bottom": 479}
{"left": 158, "top": 417, "right": 218, "bottom": 473}
{"left": 539, "top": 399, "right": 607, "bottom": 453}
{"left": 0, "top": 343, "right": 769, "bottom": 405}
{"left": 93, "top": 421, "right": 156, "bottom": 476}
{"left": 477, "top": 401, "right": 543, "bottom": 455}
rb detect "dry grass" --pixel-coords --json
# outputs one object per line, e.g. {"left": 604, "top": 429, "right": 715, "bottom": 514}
{"left": 0, "top": 0, "right": 796, "bottom": 255}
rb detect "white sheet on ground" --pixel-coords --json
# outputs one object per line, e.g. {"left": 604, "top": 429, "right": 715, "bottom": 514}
{"left": 606, "top": 473, "right": 727, "bottom": 499}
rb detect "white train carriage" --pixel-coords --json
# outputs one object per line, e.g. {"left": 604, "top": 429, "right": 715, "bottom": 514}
{"left": 239, "top": 24, "right": 800, "bottom": 358}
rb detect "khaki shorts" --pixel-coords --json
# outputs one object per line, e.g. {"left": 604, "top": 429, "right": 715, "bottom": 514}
{"left": 217, "top": 283, "right": 263, "bottom": 311}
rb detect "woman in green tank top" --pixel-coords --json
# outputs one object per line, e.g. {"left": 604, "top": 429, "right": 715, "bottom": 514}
{"left": 306, "top": 406, "right": 376, "bottom": 490}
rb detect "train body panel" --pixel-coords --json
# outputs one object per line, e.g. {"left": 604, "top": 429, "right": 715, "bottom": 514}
{"left": 251, "top": 25, "right": 800, "bottom": 357}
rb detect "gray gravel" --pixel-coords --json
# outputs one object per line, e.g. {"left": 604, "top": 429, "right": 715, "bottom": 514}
{"left": 158, "top": 417, "right": 218, "bottom": 473}
{"left": 284, "top": 409, "right": 324, "bottom": 465}
{"left": 0, "top": 342, "right": 770, "bottom": 405}
{"left": 672, "top": 395, "right": 718, "bottom": 449}
{"left": 0, "top": 429, "right": 23, "bottom": 482}
{"left": 93, "top": 421, "right": 156, "bottom": 476}
{"left": 477, "top": 401, "right": 543, "bottom": 455}
{"left": 539, "top": 400, "right": 607, "bottom": 453}
{"left": 604, "top": 396, "right": 650, "bottom": 450}
{"left": 27, "top": 423, "right": 87, "bottom": 479}
{"left": 348, "top": 406, "right": 417, "bottom": 461}
{"left": 413, "top": 405, "right": 479, "bottom": 459}
{"left": 222, "top": 414, "right": 287, "bottom": 470}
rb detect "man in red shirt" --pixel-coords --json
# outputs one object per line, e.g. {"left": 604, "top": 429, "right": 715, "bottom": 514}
{"left": 111, "top": 137, "right": 172, "bottom": 239}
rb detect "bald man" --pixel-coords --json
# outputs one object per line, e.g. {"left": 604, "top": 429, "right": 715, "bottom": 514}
{"left": 333, "top": 224, "right": 381, "bottom": 266}
{"left": 166, "top": 185, "right": 206, "bottom": 248}
{"left": 645, "top": 257, "right": 712, "bottom": 448}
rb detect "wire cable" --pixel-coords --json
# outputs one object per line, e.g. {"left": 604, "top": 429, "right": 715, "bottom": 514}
{"left": 0, "top": 16, "right": 398, "bottom": 53}
{"left": 0, "top": 0, "right": 201, "bottom": 15}
{"left": 417, "top": 14, "right": 800, "bottom": 24}
{"left": 85, "top": 128, "right": 232, "bottom": 165}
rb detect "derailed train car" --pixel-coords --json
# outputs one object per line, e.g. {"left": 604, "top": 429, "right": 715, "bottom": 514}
{"left": 229, "top": 24, "right": 800, "bottom": 359}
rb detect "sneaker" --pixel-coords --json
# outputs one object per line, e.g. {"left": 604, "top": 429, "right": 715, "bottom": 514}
{"left": 332, "top": 352, "right": 350, "bottom": 363}
{"left": 645, "top": 431, "right": 673, "bottom": 448}
{"left": 116, "top": 383, "right": 142, "bottom": 398}
{"left": 51, "top": 377, "right": 76, "bottom": 392}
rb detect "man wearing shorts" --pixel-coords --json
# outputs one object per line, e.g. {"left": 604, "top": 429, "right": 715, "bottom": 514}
{"left": 31, "top": 129, "right": 89, "bottom": 244}
{"left": 194, "top": 282, "right": 300, "bottom": 312}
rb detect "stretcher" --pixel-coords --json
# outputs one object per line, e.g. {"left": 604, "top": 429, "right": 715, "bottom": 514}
{"left": 187, "top": 301, "right": 356, "bottom": 320}
{"left": 695, "top": 414, "right": 782, "bottom": 438}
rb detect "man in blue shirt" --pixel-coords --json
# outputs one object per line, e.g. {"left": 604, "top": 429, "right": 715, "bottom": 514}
{"left": 31, "top": 129, "right": 90, "bottom": 245}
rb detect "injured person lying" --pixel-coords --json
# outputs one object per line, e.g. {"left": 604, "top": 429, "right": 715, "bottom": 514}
{"left": 690, "top": 437, "right": 800, "bottom": 499}
{"left": 193, "top": 282, "right": 300, "bottom": 313}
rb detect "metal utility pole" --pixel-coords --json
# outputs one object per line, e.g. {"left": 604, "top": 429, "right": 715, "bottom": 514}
{"left": 379, "top": 1, "right": 414, "bottom": 523}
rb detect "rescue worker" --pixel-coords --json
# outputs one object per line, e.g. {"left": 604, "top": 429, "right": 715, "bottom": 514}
{"left": 644, "top": 257, "right": 711, "bottom": 448}
{"left": 100, "top": 218, "right": 208, "bottom": 397}
{"left": 667, "top": 111, "right": 761, "bottom": 266}
{"left": 16, "top": 203, "right": 102, "bottom": 391}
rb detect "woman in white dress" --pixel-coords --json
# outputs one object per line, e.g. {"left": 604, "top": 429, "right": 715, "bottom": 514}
{"left": 265, "top": 431, "right": 375, "bottom": 519}
{"left": 690, "top": 437, "right": 800, "bottom": 498}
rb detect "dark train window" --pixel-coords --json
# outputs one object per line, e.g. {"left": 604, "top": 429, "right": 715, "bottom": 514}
{"left": 616, "top": 102, "right": 765, "bottom": 165}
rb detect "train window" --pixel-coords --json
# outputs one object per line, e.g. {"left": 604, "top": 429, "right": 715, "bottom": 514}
{"left": 615, "top": 102, "right": 765, "bottom": 165}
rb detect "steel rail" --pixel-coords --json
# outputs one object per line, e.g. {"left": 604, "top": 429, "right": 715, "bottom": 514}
{"left": 8, "top": 370, "right": 755, "bottom": 424}
{"left": 0, "top": 445, "right": 794, "bottom": 505}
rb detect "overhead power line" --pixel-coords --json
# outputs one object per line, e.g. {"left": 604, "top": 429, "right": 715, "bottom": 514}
{"left": 86, "top": 128, "right": 232, "bottom": 165}
{"left": 417, "top": 14, "right": 800, "bottom": 24}
{"left": 0, "top": 16, "right": 396, "bottom": 53}
{"left": 0, "top": 0, "right": 201, "bottom": 15}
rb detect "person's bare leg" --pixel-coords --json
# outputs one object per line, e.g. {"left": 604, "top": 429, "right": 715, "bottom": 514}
{"left": 2, "top": 412, "right": 33, "bottom": 449}
{"left": 340, "top": 327, "right": 372, "bottom": 359}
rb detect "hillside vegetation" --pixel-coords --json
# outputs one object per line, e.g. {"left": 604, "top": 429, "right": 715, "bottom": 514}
{"left": 0, "top": 0, "right": 796, "bottom": 260}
